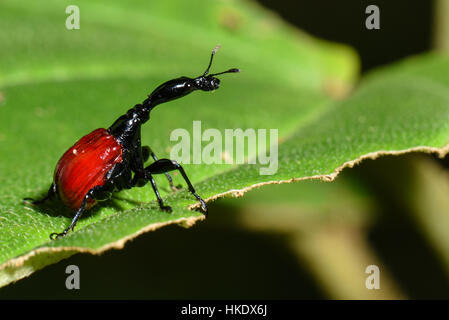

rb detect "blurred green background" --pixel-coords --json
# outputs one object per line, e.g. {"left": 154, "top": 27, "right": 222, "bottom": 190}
{"left": 2, "top": 0, "right": 449, "bottom": 299}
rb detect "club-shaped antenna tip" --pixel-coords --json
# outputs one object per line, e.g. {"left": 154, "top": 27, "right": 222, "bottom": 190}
{"left": 213, "top": 44, "right": 221, "bottom": 54}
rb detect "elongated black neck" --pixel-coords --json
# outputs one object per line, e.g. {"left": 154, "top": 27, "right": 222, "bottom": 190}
{"left": 107, "top": 70, "right": 227, "bottom": 146}
{"left": 108, "top": 76, "right": 196, "bottom": 145}
{"left": 107, "top": 101, "right": 152, "bottom": 146}
{"left": 107, "top": 92, "right": 174, "bottom": 146}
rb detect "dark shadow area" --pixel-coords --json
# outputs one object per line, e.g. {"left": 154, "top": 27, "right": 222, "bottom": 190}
{"left": 22, "top": 194, "right": 123, "bottom": 222}
{"left": 348, "top": 156, "right": 449, "bottom": 299}
{"left": 0, "top": 205, "right": 324, "bottom": 299}
{"left": 257, "top": 0, "right": 434, "bottom": 73}
{"left": 22, "top": 196, "right": 73, "bottom": 219}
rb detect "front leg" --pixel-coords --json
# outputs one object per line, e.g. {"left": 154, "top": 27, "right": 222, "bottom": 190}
{"left": 146, "top": 173, "right": 173, "bottom": 213}
{"left": 142, "top": 146, "right": 181, "bottom": 192}
{"left": 144, "top": 159, "right": 207, "bottom": 215}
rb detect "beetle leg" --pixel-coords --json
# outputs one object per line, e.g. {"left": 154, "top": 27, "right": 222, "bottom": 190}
{"left": 144, "top": 159, "right": 207, "bottom": 215}
{"left": 141, "top": 145, "right": 151, "bottom": 163}
{"left": 142, "top": 146, "right": 182, "bottom": 192}
{"left": 146, "top": 173, "right": 172, "bottom": 212}
{"left": 50, "top": 185, "right": 111, "bottom": 240}
{"left": 24, "top": 183, "right": 56, "bottom": 205}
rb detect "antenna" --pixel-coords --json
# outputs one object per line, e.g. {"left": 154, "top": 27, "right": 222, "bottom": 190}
{"left": 203, "top": 44, "right": 221, "bottom": 76}
{"left": 202, "top": 45, "right": 240, "bottom": 77}
{"left": 210, "top": 68, "right": 240, "bottom": 77}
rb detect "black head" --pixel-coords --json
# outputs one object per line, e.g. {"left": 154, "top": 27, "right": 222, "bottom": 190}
{"left": 193, "top": 45, "right": 240, "bottom": 91}
{"left": 147, "top": 45, "right": 239, "bottom": 109}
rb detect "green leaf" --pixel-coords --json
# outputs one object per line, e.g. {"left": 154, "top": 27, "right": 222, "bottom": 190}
{"left": 0, "top": 0, "right": 356, "bottom": 286}
{"left": 4, "top": 0, "right": 449, "bottom": 290}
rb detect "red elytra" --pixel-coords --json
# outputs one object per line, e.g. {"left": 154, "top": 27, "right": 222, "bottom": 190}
{"left": 54, "top": 128, "right": 123, "bottom": 210}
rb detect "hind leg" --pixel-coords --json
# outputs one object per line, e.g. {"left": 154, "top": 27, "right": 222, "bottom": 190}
{"left": 50, "top": 185, "right": 112, "bottom": 240}
{"left": 24, "top": 183, "right": 56, "bottom": 205}
{"left": 142, "top": 146, "right": 181, "bottom": 192}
